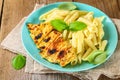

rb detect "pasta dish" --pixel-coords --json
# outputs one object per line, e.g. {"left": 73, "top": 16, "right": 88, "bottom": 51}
{"left": 27, "top": 3, "right": 107, "bottom": 67}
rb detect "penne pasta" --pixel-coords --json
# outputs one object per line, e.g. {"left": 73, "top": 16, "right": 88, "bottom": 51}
{"left": 85, "top": 38, "right": 97, "bottom": 50}
{"left": 100, "top": 40, "right": 108, "bottom": 51}
{"left": 77, "top": 17, "right": 92, "bottom": 26}
{"left": 64, "top": 10, "right": 77, "bottom": 22}
{"left": 36, "top": 7, "right": 108, "bottom": 66}
{"left": 68, "top": 31, "right": 73, "bottom": 39}
{"left": 62, "top": 30, "right": 68, "bottom": 39}
{"left": 39, "top": 8, "right": 57, "bottom": 20}
{"left": 76, "top": 31, "right": 84, "bottom": 53}
{"left": 79, "top": 11, "right": 88, "bottom": 16}
{"left": 71, "top": 56, "right": 78, "bottom": 65}
{"left": 77, "top": 53, "right": 83, "bottom": 64}
{"left": 71, "top": 32, "right": 77, "bottom": 48}
{"left": 84, "top": 12, "right": 94, "bottom": 22}
{"left": 67, "top": 11, "right": 80, "bottom": 24}
{"left": 82, "top": 48, "right": 92, "bottom": 60}
{"left": 92, "top": 33, "right": 98, "bottom": 45}
{"left": 96, "top": 18, "right": 104, "bottom": 40}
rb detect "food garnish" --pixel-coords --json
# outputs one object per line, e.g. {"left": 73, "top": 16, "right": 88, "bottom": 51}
{"left": 27, "top": 3, "right": 108, "bottom": 67}
{"left": 84, "top": 50, "right": 107, "bottom": 64}
{"left": 58, "top": 3, "right": 77, "bottom": 10}
{"left": 50, "top": 19, "right": 68, "bottom": 32}
{"left": 69, "top": 21, "right": 87, "bottom": 31}
{"left": 12, "top": 54, "right": 26, "bottom": 70}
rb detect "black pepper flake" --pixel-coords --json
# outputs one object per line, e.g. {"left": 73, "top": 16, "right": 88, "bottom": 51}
{"left": 38, "top": 24, "right": 40, "bottom": 26}
{"left": 35, "top": 33, "right": 43, "bottom": 40}
{"left": 43, "top": 37, "right": 51, "bottom": 42}
{"left": 48, "top": 49, "right": 56, "bottom": 54}
{"left": 40, "top": 46, "right": 45, "bottom": 49}
{"left": 58, "top": 50, "right": 65, "bottom": 59}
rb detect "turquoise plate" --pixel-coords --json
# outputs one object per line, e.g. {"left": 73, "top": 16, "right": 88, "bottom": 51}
{"left": 21, "top": 2, "right": 118, "bottom": 72}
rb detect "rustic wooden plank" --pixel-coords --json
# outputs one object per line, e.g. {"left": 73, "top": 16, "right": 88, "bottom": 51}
{"left": 0, "top": 0, "right": 42, "bottom": 80}
{"left": 0, "top": 0, "right": 79, "bottom": 80}
{"left": 45, "top": 0, "right": 73, "bottom": 4}
{"left": 74, "top": 0, "right": 120, "bottom": 18}
{"left": 0, "top": 0, "right": 3, "bottom": 27}
{"left": 0, "top": 0, "right": 3, "bottom": 17}
{"left": 0, "top": 0, "right": 120, "bottom": 80}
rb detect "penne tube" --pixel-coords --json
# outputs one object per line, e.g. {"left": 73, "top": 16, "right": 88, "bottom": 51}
{"left": 55, "top": 9, "right": 70, "bottom": 17}
{"left": 77, "top": 17, "right": 92, "bottom": 26}
{"left": 92, "top": 33, "right": 98, "bottom": 45}
{"left": 79, "top": 11, "right": 88, "bottom": 16}
{"left": 82, "top": 48, "right": 92, "bottom": 60}
{"left": 67, "top": 11, "right": 80, "bottom": 23}
{"left": 87, "top": 33, "right": 94, "bottom": 40}
{"left": 77, "top": 53, "right": 83, "bottom": 64}
{"left": 83, "top": 29, "right": 90, "bottom": 38}
{"left": 77, "top": 31, "right": 84, "bottom": 53}
{"left": 68, "top": 31, "right": 73, "bottom": 39}
{"left": 85, "top": 38, "right": 97, "bottom": 50}
{"left": 97, "top": 16, "right": 105, "bottom": 22}
{"left": 62, "top": 30, "right": 68, "bottom": 39}
{"left": 83, "top": 12, "right": 94, "bottom": 22}
{"left": 71, "top": 32, "right": 77, "bottom": 48}
{"left": 82, "top": 47, "right": 92, "bottom": 60}
{"left": 39, "top": 8, "right": 57, "bottom": 20}
{"left": 100, "top": 40, "right": 108, "bottom": 51}
{"left": 71, "top": 57, "right": 78, "bottom": 65}
{"left": 95, "top": 18, "right": 104, "bottom": 40}
{"left": 64, "top": 10, "right": 76, "bottom": 22}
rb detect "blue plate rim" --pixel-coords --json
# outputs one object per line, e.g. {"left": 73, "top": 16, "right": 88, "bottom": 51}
{"left": 21, "top": 2, "right": 118, "bottom": 72}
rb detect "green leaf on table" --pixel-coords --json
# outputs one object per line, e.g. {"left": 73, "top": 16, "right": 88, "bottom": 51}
{"left": 12, "top": 54, "right": 26, "bottom": 70}
{"left": 69, "top": 21, "right": 87, "bottom": 31}
{"left": 50, "top": 19, "right": 68, "bottom": 32}
{"left": 58, "top": 3, "right": 77, "bottom": 10}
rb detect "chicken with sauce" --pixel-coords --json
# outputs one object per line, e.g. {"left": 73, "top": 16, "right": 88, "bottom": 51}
{"left": 27, "top": 22, "right": 76, "bottom": 67}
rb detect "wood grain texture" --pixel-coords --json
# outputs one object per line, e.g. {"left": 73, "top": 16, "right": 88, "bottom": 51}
{"left": 0, "top": 0, "right": 120, "bottom": 80}
{"left": 44, "top": 0, "right": 72, "bottom": 4}
{"left": 74, "top": 0, "right": 120, "bottom": 18}
{"left": 0, "top": 0, "right": 3, "bottom": 17}
{"left": 0, "top": 0, "right": 78, "bottom": 80}
{"left": 0, "top": 0, "right": 3, "bottom": 27}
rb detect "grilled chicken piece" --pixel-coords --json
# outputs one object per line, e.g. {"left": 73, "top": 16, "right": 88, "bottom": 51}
{"left": 38, "top": 30, "right": 61, "bottom": 50}
{"left": 28, "top": 23, "right": 76, "bottom": 67}
{"left": 27, "top": 23, "right": 53, "bottom": 48}
{"left": 40, "top": 36, "right": 76, "bottom": 67}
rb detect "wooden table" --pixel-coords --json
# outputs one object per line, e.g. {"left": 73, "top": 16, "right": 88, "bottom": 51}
{"left": 0, "top": 0, "right": 120, "bottom": 80}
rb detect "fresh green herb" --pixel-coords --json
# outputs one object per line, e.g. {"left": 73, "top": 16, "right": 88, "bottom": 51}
{"left": 50, "top": 19, "right": 87, "bottom": 32}
{"left": 85, "top": 50, "right": 103, "bottom": 63}
{"left": 94, "top": 52, "right": 107, "bottom": 64}
{"left": 58, "top": 3, "right": 77, "bottom": 10}
{"left": 12, "top": 54, "right": 26, "bottom": 70}
{"left": 50, "top": 19, "right": 68, "bottom": 32}
{"left": 85, "top": 50, "right": 107, "bottom": 64}
{"left": 69, "top": 21, "right": 87, "bottom": 31}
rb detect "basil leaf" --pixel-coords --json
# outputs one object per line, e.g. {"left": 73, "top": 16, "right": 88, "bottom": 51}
{"left": 58, "top": 3, "right": 77, "bottom": 10}
{"left": 50, "top": 19, "right": 68, "bottom": 32}
{"left": 69, "top": 21, "right": 87, "bottom": 31}
{"left": 12, "top": 54, "right": 26, "bottom": 70}
{"left": 85, "top": 50, "right": 103, "bottom": 63}
{"left": 93, "top": 52, "right": 107, "bottom": 64}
